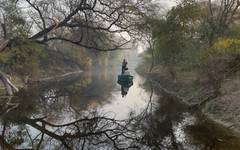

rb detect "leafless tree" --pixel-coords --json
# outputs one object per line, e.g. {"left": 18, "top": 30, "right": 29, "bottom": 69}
{"left": 0, "top": 0, "right": 153, "bottom": 95}
{"left": 201, "top": 0, "right": 240, "bottom": 46}
{"left": 0, "top": 112, "right": 142, "bottom": 150}
{"left": 0, "top": 0, "right": 152, "bottom": 51}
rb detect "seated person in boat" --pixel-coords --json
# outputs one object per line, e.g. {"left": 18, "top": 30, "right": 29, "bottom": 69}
{"left": 122, "top": 59, "right": 128, "bottom": 74}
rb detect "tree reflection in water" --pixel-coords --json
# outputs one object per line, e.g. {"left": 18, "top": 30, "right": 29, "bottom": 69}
{"left": 0, "top": 90, "right": 141, "bottom": 149}
{"left": 0, "top": 71, "right": 141, "bottom": 149}
{"left": 136, "top": 84, "right": 240, "bottom": 150}
{"left": 1, "top": 77, "right": 240, "bottom": 149}
{"left": 0, "top": 113, "right": 141, "bottom": 149}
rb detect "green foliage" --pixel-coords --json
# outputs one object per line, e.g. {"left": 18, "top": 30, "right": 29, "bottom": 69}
{"left": 204, "top": 38, "right": 240, "bottom": 59}
{"left": 146, "top": 0, "right": 240, "bottom": 71}
{"left": 202, "top": 38, "right": 240, "bottom": 77}
{"left": 0, "top": 40, "right": 45, "bottom": 76}
{"left": 151, "top": 0, "right": 202, "bottom": 66}
{"left": 148, "top": 0, "right": 240, "bottom": 73}
{"left": 168, "top": 0, "right": 202, "bottom": 32}
{"left": 227, "top": 24, "right": 240, "bottom": 38}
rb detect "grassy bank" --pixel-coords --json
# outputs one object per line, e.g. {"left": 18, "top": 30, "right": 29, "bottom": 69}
{"left": 137, "top": 58, "right": 240, "bottom": 133}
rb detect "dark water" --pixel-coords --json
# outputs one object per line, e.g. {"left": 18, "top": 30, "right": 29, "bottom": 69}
{"left": 0, "top": 51, "right": 240, "bottom": 150}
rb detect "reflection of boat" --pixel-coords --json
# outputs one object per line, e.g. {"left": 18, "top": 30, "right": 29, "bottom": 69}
{"left": 118, "top": 59, "right": 133, "bottom": 97}
{"left": 117, "top": 74, "right": 133, "bottom": 97}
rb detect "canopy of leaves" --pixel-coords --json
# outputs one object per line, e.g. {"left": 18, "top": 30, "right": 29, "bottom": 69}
{"left": 151, "top": 0, "right": 202, "bottom": 65}
{"left": 205, "top": 38, "right": 240, "bottom": 58}
{"left": 0, "top": 40, "right": 44, "bottom": 76}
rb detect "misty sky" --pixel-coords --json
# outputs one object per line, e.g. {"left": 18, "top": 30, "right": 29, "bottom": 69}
{"left": 157, "top": 0, "right": 177, "bottom": 8}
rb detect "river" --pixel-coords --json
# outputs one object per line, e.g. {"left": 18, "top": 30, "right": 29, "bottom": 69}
{"left": 0, "top": 50, "right": 240, "bottom": 150}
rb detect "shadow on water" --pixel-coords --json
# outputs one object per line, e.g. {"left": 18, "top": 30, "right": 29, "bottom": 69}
{"left": 137, "top": 81, "right": 240, "bottom": 150}
{"left": 117, "top": 74, "right": 133, "bottom": 98}
{"left": 0, "top": 52, "right": 240, "bottom": 149}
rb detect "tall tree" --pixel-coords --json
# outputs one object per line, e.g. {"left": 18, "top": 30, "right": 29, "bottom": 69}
{"left": 0, "top": 0, "right": 153, "bottom": 95}
{"left": 201, "top": 0, "right": 240, "bottom": 46}
{"left": 1, "top": 0, "right": 151, "bottom": 51}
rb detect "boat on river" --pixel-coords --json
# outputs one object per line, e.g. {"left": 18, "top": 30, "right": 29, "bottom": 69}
{"left": 117, "top": 74, "right": 133, "bottom": 87}
{"left": 118, "top": 59, "right": 134, "bottom": 97}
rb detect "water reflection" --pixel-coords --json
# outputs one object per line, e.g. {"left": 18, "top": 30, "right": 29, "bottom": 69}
{"left": 0, "top": 56, "right": 240, "bottom": 149}
{"left": 0, "top": 71, "right": 240, "bottom": 149}
{"left": 136, "top": 83, "right": 240, "bottom": 150}
{"left": 117, "top": 75, "right": 133, "bottom": 97}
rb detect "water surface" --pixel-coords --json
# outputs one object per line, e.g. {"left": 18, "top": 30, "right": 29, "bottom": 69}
{"left": 0, "top": 51, "right": 240, "bottom": 150}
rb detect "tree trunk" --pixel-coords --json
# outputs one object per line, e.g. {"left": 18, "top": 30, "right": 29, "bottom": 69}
{"left": 0, "top": 39, "right": 9, "bottom": 52}
{"left": 1, "top": 23, "right": 7, "bottom": 39}
{"left": 0, "top": 70, "right": 18, "bottom": 95}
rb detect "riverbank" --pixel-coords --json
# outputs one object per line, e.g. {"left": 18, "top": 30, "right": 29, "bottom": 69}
{"left": 137, "top": 59, "right": 240, "bottom": 133}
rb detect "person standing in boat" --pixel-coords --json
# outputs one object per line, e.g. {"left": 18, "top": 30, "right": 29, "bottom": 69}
{"left": 122, "top": 59, "right": 128, "bottom": 74}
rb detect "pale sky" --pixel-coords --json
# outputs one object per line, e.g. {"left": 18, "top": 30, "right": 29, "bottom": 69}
{"left": 157, "top": 0, "right": 177, "bottom": 8}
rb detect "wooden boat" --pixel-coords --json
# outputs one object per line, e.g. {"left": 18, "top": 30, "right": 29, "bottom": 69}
{"left": 117, "top": 74, "right": 133, "bottom": 87}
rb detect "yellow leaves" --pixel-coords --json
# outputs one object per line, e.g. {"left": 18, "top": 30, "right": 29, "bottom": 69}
{"left": 215, "top": 40, "right": 229, "bottom": 49}
{"left": 213, "top": 39, "right": 240, "bottom": 50}
{"left": 205, "top": 38, "right": 240, "bottom": 58}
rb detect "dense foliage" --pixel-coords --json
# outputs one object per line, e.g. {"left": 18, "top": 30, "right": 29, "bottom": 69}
{"left": 148, "top": 0, "right": 240, "bottom": 71}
